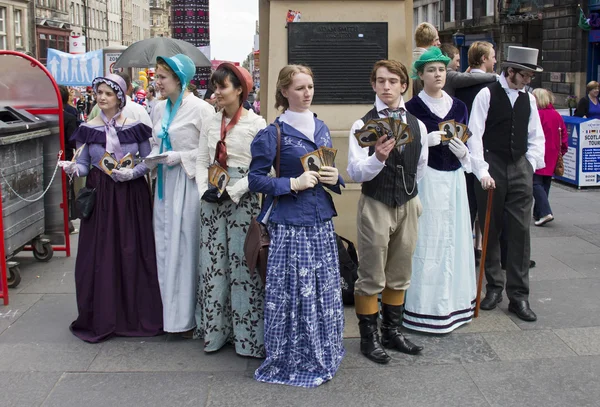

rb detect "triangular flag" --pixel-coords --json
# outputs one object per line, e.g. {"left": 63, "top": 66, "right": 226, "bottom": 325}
{"left": 579, "top": 7, "right": 591, "bottom": 31}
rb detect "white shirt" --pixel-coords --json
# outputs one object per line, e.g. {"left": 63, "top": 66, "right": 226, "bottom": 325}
{"left": 418, "top": 90, "right": 453, "bottom": 120}
{"left": 347, "top": 95, "right": 429, "bottom": 183}
{"left": 418, "top": 90, "right": 471, "bottom": 172}
{"left": 467, "top": 73, "right": 545, "bottom": 180}
{"left": 279, "top": 109, "right": 315, "bottom": 142}
{"left": 152, "top": 93, "right": 215, "bottom": 178}
{"left": 125, "top": 95, "right": 152, "bottom": 128}
{"left": 196, "top": 109, "right": 267, "bottom": 202}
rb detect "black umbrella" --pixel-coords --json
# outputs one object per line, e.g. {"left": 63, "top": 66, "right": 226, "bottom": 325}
{"left": 113, "top": 37, "right": 211, "bottom": 68}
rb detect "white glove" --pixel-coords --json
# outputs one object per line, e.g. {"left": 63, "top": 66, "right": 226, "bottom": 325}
{"left": 427, "top": 131, "right": 444, "bottom": 147}
{"left": 163, "top": 151, "right": 182, "bottom": 167}
{"left": 112, "top": 168, "right": 134, "bottom": 182}
{"left": 319, "top": 166, "right": 339, "bottom": 186}
{"left": 449, "top": 138, "right": 468, "bottom": 159}
{"left": 290, "top": 171, "right": 320, "bottom": 192}
{"left": 480, "top": 176, "right": 496, "bottom": 190}
{"left": 144, "top": 145, "right": 161, "bottom": 170}
{"left": 225, "top": 179, "right": 247, "bottom": 204}
{"left": 58, "top": 160, "right": 79, "bottom": 176}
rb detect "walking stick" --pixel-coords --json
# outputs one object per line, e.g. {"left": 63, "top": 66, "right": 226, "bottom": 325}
{"left": 475, "top": 188, "right": 494, "bottom": 318}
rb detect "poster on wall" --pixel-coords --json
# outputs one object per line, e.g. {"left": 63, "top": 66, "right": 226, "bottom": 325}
{"left": 46, "top": 48, "right": 103, "bottom": 86}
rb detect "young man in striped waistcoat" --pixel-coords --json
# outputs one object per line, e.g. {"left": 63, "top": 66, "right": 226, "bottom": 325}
{"left": 347, "top": 60, "right": 429, "bottom": 364}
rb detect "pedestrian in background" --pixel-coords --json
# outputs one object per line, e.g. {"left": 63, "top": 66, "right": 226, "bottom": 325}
{"left": 194, "top": 64, "right": 266, "bottom": 357}
{"left": 531, "top": 88, "right": 568, "bottom": 226}
{"left": 412, "top": 22, "right": 441, "bottom": 95}
{"left": 574, "top": 81, "right": 600, "bottom": 119}
{"left": 251, "top": 64, "right": 345, "bottom": 387}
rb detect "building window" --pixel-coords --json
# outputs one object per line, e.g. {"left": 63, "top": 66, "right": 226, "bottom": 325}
{"left": 446, "top": 0, "right": 456, "bottom": 22}
{"left": 466, "top": 0, "right": 473, "bottom": 20}
{"left": 432, "top": 2, "right": 440, "bottom": 28}
{"left": 486, "top": 0, "right": 495, "bottom": 16}
{"left": 14, "top": 10, "right": 23, "bottom": 48}
{"left": 0, "top": 7, "right": 6, "bottom": 50}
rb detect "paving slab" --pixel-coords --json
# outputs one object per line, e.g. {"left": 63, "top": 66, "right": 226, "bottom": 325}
{"left": 510, "top": 278, "right": 600, "bottom": 330}
{"left": 0, "top": 342, "right": 100, "bottom": 372}
{"left": 527, "top": 254, "right": 586, "bottom": 281}
{"left": 530, "top": 236, "right": 600, "bottom": 256}
{"left": 548, "top": 252, "right": 600, "bottom": 278}
{"left": 0, "top": 294, "right": 78, "bottom": 343}
{"left": 481, "top": 330, "right": 577, "bottom": 361}
{"left": 87, "top": 340, "right": 250, "bottom": 372}
{"left": 19, "top": 270, "right": 76, "bottom": 294}
{"left": 464, "top": 356, "right": 600, "bottom": 407}
{"left": 340, "top": 333, "right": 499, "bottom": 369}
{"left": 0, "top": 293, "right": 42, "bottom": 335}
{"left": 553, "top": 327, "right": 600, "bottom": 356}
{"left": 42, "top": 372, "right": 211, "bottom": 407}
{"left": 0, "top": 372, "right": 61, "bottom": 407}
{"left": 207, "top": 364, "right": 488, "bottom": 407}
{"left": 454, "top": 307, "right": 521, "bottom": 334}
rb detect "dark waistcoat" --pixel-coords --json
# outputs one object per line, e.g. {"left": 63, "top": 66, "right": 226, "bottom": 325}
{"left": 483, "top": 81, "right": 530, "bottom": 162}
{"left": 361, "top": 107, "right": 423, "bottom": 208}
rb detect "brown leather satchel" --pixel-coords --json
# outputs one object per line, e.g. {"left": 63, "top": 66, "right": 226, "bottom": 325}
{"left": 554, "top": 127, "right": 564, "bottom": 177}
{"left": 244, "top": 123, "right": 281, "bottom": 284}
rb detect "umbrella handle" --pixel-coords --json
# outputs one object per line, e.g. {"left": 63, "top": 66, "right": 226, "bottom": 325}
{"left": 475, "top": 188, "right": 494, "bottom": 318}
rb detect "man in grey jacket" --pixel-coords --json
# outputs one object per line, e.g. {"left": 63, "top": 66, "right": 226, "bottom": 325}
{"left": 441, "top": 43, "right": 497, "bottom": 96}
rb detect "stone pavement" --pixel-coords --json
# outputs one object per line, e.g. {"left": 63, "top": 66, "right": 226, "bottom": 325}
{"left": 1, "top": 182, "right": 600, "bottom": 407}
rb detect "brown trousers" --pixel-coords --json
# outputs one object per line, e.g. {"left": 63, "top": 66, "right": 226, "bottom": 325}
{"left": 354, "top": 194, "right": 422, "bottom": 313}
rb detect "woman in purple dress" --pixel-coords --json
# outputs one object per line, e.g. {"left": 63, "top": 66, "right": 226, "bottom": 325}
{"left": 59, "top": 74, "right": 163, "bottom": 343}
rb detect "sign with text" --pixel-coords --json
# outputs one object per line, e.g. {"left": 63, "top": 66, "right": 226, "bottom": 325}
{"left": 288, "top": 22, "right": 388, "bottom": 104}
{"left": 103, "top": 51, "right": 123, "bottom": 75}
{"left": 559, "top": 116, "right": 600, "bottom": 187}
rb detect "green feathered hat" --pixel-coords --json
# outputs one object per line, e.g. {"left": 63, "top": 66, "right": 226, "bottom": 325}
{"left": 411, "top": 47, "right": 451, "bottom": 80}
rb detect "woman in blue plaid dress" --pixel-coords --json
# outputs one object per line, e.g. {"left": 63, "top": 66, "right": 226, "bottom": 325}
{"left": 249, "top": 65, "right": 346, "bottom": 388}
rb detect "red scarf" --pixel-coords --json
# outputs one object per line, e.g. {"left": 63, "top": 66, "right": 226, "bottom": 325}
{"left": 214, "top": 106, "right": 243, "bottom": 169}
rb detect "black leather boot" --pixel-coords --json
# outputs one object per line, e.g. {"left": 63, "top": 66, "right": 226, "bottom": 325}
{"left": 381, "top": 304, "right": 423, "bottom": 355}
{"left": 357, "top": 313, "right": 391, "bottom": 364}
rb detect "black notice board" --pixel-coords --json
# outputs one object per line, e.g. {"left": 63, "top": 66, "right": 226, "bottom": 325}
{"left": 288, "top": 22, "right": 388, "bottom": 105}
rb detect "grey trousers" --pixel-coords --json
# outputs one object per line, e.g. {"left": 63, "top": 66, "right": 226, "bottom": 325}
{"left": 475, "top": 152, "right": 533, "bottom": 302}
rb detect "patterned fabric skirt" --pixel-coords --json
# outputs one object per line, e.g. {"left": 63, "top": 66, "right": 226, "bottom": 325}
{"left": 254, "top": 221, "right": 345, "bottom": 388}
{"left": 403, "top": 166, "right": 477, "bottom": 334}
{"left": 194, "top": 167, "right": 265, "bottom": 357}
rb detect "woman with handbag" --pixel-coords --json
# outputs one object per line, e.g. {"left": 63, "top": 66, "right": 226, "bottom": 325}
{"left": 193, "top": 64, "right": 267, "bottom": 356}
{"left": 249, "top": 65, "right": 345, "bottom": 388}
{"left": 58, "top": 74, "right": 163, "bottom": 343}
{"left": 531, "top": 88, "right": 568, "bottom": 226}
{"left": 149, "top": 54, "right": 215, "bottom": 336}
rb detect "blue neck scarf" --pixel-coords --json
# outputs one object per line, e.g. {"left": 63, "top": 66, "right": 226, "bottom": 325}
{"left": 157, "top": 89, "right": 185, "bottom": 200}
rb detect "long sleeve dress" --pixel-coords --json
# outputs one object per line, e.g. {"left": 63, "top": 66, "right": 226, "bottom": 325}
{"left": 152, "top": 93, "right": 215, "bottom": 333}
{"left": 403, "top": 91, "right": 477, "bottom": 334}
{"left": 69, "top": 121, "right": 163, "bottom": 343}
{"left": 249, "top": 114, "right": 345, "bottom": 388}
{"left": 194, "top": 109, "right": 267, "bottom": 357}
